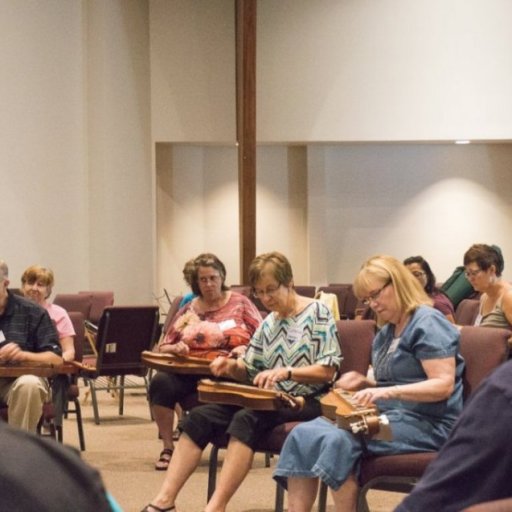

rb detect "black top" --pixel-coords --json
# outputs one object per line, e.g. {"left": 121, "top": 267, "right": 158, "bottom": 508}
{"left": 0, "top": 292, "right": 60, "bottom": 355}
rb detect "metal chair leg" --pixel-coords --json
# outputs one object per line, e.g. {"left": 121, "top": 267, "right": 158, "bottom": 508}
{"left": 318, "top": 481, "right": 327, "bottom": 512}
{"left": 119, "top": 375, "right": 125, "bottom": 416}
{"left": 88, "top": 380, "right": 100, "bottom": 425}
{"left": 207, "top": 445, "right": 220, "bottom": 501}
{"left": 73, "top": 397, "right": 86, "bottom": 451}
{"left": 275, "top": 481, "right": 284, "bottom": 512}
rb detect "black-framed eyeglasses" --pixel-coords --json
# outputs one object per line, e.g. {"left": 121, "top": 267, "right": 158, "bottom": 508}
{"left": 464, "top": 268, "right": 483, "bottom": 279}
{"left": 361, "top": 281, "right": 391, "bottom": 306}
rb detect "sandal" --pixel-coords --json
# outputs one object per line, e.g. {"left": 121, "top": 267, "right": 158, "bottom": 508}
{"left": 140, "top": 505, "right": 175, "bottom": 512}
{"left": 154, "top": 448, "right": 173, "bottom": 471}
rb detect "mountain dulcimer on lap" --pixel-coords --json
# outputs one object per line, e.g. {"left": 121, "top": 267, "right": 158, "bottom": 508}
{"left": 0, "top": 360, "right": 94, "bottom": 378}
{"left": 141, "top": 351, "right": 213, "bottom": 376}
{"left": 320, "top": 388, "right": 390, "bottom": 437}
{"left": 197, "top": 378, "right": 305, "bottom": 411}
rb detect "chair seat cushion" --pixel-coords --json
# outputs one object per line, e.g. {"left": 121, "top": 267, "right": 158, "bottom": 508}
{"left": 360, "top": 452, "right": 437, "bottom": 484}
{"left": 210, "top": 420, "right": 301, "bottom": 454}
{"left": 254, "top": 421, "right": 301, "bottom": 454}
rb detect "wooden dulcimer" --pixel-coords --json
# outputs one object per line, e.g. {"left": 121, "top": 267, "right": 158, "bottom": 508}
{"left": 197, "top": 378, "right": 305, "bottom": 411}
{"left": 141, "top": 351, "right": 213, "bottom": 375}
{"left": 0, "top": 360, "right": 96, "bottom": 378}
{"left": 320, "top": 388, "right": 389, "bottom": 437}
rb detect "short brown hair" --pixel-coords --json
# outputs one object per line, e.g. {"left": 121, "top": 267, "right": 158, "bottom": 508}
{"left": 248, "top": 252, "right": 294, "bottom": 288}
{"left": 21, "top": 265, "right": 55, "bottom": 298}
{"left": 463, "top": 244, "right": 504, "bottom": 277}
{"left": 190, "top": 253, "right": 229, "bottom": 296}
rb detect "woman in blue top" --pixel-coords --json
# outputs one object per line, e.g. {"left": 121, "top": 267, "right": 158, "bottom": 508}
{"left": 273, "top": 254, "right": 464, "bottom": 512}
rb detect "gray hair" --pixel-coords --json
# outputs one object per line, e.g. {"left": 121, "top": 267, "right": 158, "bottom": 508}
{"left": 0, "top": 260, "right": 8, "bottom": 280}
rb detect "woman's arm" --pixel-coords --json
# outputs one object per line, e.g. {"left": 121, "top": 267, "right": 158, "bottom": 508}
{"left": 335, "top": 370, "right": 375, "bottom": 391}
{"left": 210, "top": 355, "right": 248, "bottom": 382}
{"left": 59, "top": 335, "right": 75, "bottom": 362}
{"left": 353, "top": 357, "right": 456, "bottom": 406}
{"left": 253, "top": 364, "right": 337, "bottom": 389}
{"left": 500, "top": 289, "right": 512, "bottom": 327}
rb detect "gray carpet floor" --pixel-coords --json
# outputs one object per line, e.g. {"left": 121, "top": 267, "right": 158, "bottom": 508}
{"left": 60, "top": 379, "right": 405, "bottom": 512}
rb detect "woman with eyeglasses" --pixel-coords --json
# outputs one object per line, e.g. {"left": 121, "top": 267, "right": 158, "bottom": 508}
{"left": 463, "top": 244, "right": 512, "bottom": 330}
{"left": 273, "top": 255, "right": 464, "bottom": 512}
{"left": 148, "top": 253, "right": 262, "bottom": 471}
{"left": 403, "top": 256, "right": 455, "bottom": 323}
{"left": 142, "top": 251, "right": 341, "bottom": 512}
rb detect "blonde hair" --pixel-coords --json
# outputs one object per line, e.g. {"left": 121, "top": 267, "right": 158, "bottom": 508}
{"left": 353, "top": 255, "right": 432, "bottom": 315}
{"left": 21, "top": 265, "right": 55, "bottom": 298}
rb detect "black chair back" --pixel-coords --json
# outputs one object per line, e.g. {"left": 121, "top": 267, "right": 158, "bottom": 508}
{"left": 94, "top": 306, "right": 160, "bottom": 377}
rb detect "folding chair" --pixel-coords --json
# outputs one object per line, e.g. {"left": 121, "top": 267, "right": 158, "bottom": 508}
{"left": 455, "top": 299, "right": 480, "bottom": 326}
{"left": 56, "top": 311, "right": 87, "bottom": 450}
{"left": 78, "top": 291, "right": 114, "bottom": 356}
{"left": 80, "top": 306, "right": 160, "bottom": 424}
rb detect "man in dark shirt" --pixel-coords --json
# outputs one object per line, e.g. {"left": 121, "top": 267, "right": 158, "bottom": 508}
{"left": 0, "top": 259, "right": 62, "bottom": 432}
{"left": 396, "top": 358, "right": 512, "bottom": 512}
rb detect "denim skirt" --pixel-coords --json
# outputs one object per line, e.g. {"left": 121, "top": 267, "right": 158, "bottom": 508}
{"left": 273, "top": 410, "right": 450, "bottom": 491}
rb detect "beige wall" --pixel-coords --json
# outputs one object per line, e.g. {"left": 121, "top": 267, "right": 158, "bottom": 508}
{"left": 307, "top": 143, "right": 512, "bottom": 285}
{"left": 2, "top": 1, "right": 512, "bottom": 309}
{"left": 149, "top": 0, "right": 512, "bottom": 143}
{"left": 152, "top": 0, "right": 512, "bottom": 297}
{"left": 155, "top": 144, "right": 309, "bottom": 296}
{"left": 87, "top": 0, "right": 153, "bottom": 303}
{"left": 0, "top": 1, "right": 153, "bottom": 304}
{"left": 150, "top": 0, "right": 236, "bottom": 143}
{"left": 157, "top": 142, "right": 512, "bottom": 296}
{"left": 0, "top": 1, "right": 89, "bottom": 291}
{"left": 257, "top": 0, "right": 512, "bottom": 142}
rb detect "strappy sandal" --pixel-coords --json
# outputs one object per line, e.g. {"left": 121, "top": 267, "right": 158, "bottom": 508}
{"left": 154, "top": 448, "right": 173, "bottom": 471}
{"left": 140, "top": 505, "right": 175, "bottom": 512}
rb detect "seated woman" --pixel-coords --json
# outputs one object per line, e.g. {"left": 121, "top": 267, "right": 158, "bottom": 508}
{"left": 463, "top": 243, "right": 512, "bottom": 329}
{"left": 21, "top": 265, "right": 75, "bottom": 362}
{"left": 273, "top": 254, "right": 464, "bottom": 512}
{"left": 403, "top": 255, "right": 455, "bottom": 322}
{"left": 21, "top": 265, "right": 76, "bottom": 428}
{"left": 142, "top": 251, "right": 341, "bottom": 512}
{"left": 149, "top": 253, "right": 262, "bottom": 470}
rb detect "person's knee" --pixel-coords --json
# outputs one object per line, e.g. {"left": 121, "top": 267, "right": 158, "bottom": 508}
{"left": 181, "top": 409, "right": 213, "bottom": 449}
{"left": 149, "top": 373, "right": 178, "bottom": 405}
{"left": 227, "top": 410, "right": 260, "bottom": 447}
{"left": 11, "top": 375, "right": 47, "bottom": 396}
